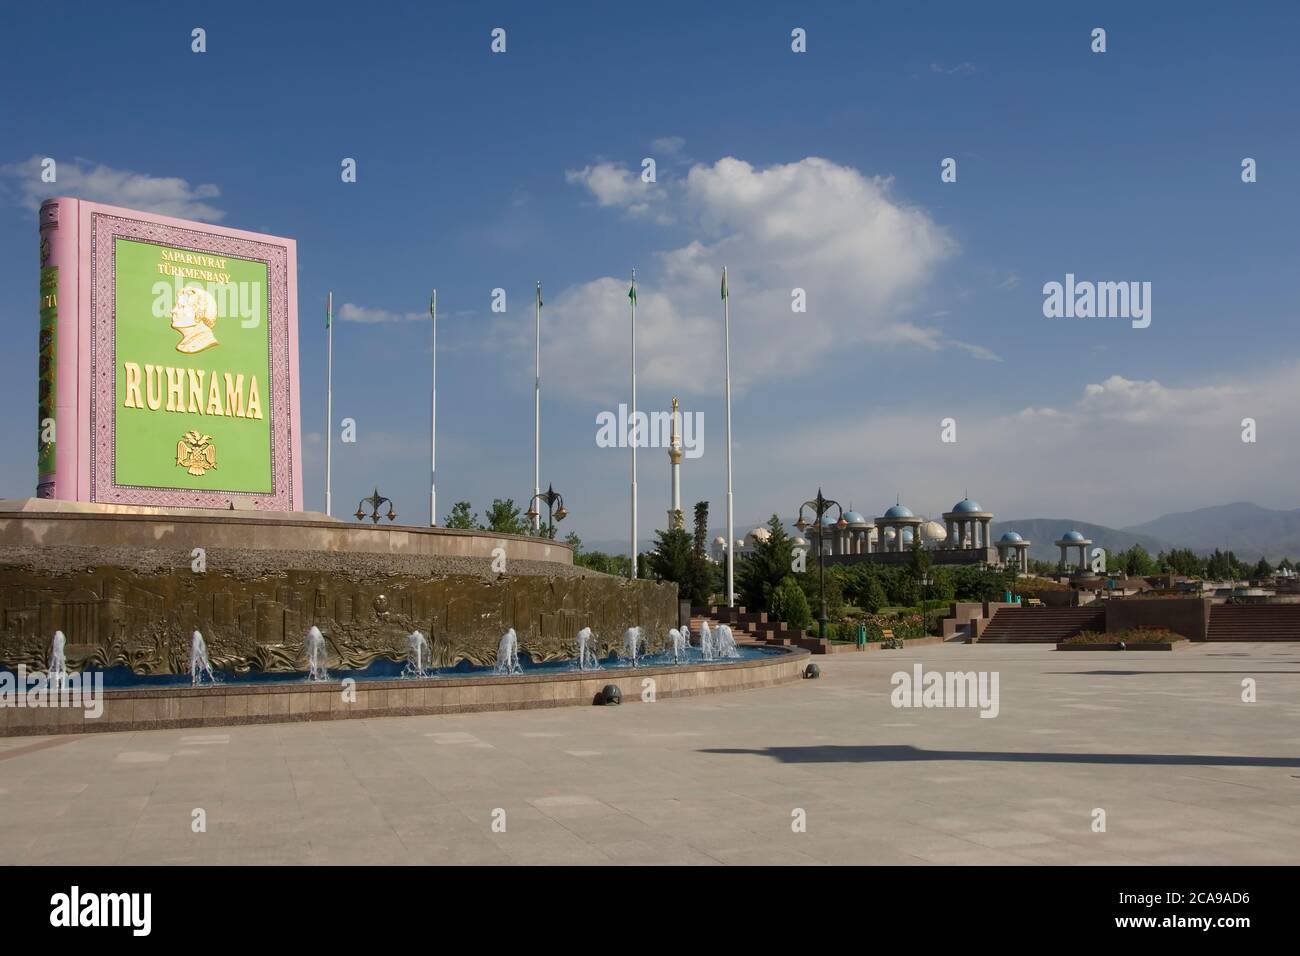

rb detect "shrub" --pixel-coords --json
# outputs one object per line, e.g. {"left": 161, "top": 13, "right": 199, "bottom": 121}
{"left": 770, "top": 575, "right": 812, "bottom": 629}
{"left": 1063, "top": 627, "right": 1187, "bottom": 645}
{"left": 860, "top": 612, "right": 927, "bottom": 642}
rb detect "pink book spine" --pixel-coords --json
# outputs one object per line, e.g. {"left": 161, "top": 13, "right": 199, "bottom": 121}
{"left": 37, "top": 197, "right": 79, "bottom": 499}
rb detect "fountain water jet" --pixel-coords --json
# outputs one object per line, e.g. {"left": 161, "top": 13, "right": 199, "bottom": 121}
{"left": 305, "top": 626, "right": 330, "bottom": 681}
{"left": 575, "top": 627, "right": 602, "bottom": 671}
{"left": 699, "top": 620, "right": 716, "bottom": 660}
{"left": 623, "top": 627, "right": 643, "bottom": 666}
{"left": 405, "top": 630, "right": 432, "bottom": 677}
{"left": 701, "top": 621, "right": 716, "bottom": 658}
{"left": 48, "top": 630, "right": 67, "bottom": 688}
{"left": 495, "top": 628, "right": 521, "bottom": 675}
{"left": 667, "top": 628, "right": 687, "bottom": 662}
{"left": 190, "top": 630, "right": 216, "bottom": 685}
{"left": 716, "top": 624, "right": 739, "bottom": 658}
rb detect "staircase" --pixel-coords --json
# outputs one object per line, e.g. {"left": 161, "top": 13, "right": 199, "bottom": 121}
{"left": 1207, "top": 604, "right": 1300, "bottom": 641}
{"left": 689, "top": 606, "right": 829, "bottom": 654}
{"left": 977, "top": 607, "right": 1104, "bottom": 644}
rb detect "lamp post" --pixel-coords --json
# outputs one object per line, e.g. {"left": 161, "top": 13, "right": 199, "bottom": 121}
{"left": 355, "top": 488, "right": 397, "bottom": 524}
{"left": 795, "top": 489, "right": 846, "bottom": 639}
{"left": 525, "top": 483, "right": 568, "bottom": 539}
{"left": 920, "top": 570, "right": 933, "bottom": 635}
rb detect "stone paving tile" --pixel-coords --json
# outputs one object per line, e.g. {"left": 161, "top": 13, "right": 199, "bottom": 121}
{"left": 1, "top": 642, "right": 1298, "bottom": 864}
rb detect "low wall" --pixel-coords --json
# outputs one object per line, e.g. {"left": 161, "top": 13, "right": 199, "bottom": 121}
{"left": 0, "top": 647, "right": 809, "bottom": 736}
{"left": 0, "top": 498, "right": 571, "bottom": 564}
{"left": 1026, "top": 589, "right": 1077, "bottom": 608}
{"left": 1104, "top": 597, "right": 1212, "bottom": 641}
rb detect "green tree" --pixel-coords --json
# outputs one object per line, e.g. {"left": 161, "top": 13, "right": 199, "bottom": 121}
{"left": 1118, "top": 544, "right": 1156, "bottom": 576}
{"left": 682, "top": 502, "right": 716, "bottom": 605}
{"left": 1158, "top": 548, "right": 1205, "bottom": 577}
{"left": 862, "top": 575, "right": 889, "bottom": 613}
{"left": 483, "top": 498, "right": 529, "bottom": 535}
{"left": 692, "top": 501, "right": 710, "bottom": 555}
{"left": 950, "top": 565, "right": 1007, "bottom": 602}
{"left": 770, "top": 576, "right": 812, "bottom": 629}
{"left": 796, "top": 566, "right": 843, "bottom": 621}
{"left": 443, "top": 500, "right": 478, "bottom": 530}
{"left": 929, "top": 566, "right": 957, "bottom": 603}
{"left": 647, "top": 527, "right": 694, "bottom": 589}
{"left": 575, "top": 550, "right": 631, "bottom": 576}
{"left": 737, "top": 514, "right": 795, "bottom": 614}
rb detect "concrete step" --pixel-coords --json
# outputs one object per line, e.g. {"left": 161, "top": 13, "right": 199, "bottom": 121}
{"left": 979, "top": 607, "right": 1104, "bottom": 644}
{"left": 1208, "top": 605, "right": 1300, "bottom": 641}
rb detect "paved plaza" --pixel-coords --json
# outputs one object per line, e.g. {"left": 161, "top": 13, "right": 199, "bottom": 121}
{"left": 2, "top": 642, "right": 1298, "bottom": 865}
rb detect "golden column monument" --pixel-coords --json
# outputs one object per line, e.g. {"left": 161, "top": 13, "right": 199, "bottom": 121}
{"left": 667, "top": 397, "right": 684, "bottom": 530}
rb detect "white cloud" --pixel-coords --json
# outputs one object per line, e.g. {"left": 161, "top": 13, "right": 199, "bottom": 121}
{"left": 542, "top": 154, "right": 975, "bottom": 401}
{"left": 337, "top": 302, "right": 425, "bottom": 324}
{"left": 649, "top": 136, "right": 685, "bottom": 156}
{"left": 1, "top": 155, "right": 224, "bottom": 221}
{"left": 564, "top": 161, "right": 667, "bottom": 220}
{"left": 731, "top": 364, "right": 1300, "bottom": 529}
{"left": 1075, "top": 375, "right": 1240, "bottom": 426}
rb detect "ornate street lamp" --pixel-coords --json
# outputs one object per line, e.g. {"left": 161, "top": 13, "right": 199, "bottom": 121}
{"left": 355, "top": 488, "right": 397, "bottom": 524}
{"left": 795, "top": 489, "right": 847, "bottom": 639}
{"left": 526, "top": 483, "right": 568, "bottom": 538}
{"left": 920, "top": 570, "right": 933, "bottom": 635}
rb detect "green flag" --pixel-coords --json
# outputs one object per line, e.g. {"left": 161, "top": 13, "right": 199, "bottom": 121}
{"left": 721, "top": 269, "right": 728, "bottom": 300}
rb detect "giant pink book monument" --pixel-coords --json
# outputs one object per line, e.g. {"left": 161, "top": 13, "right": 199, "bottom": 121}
{"left": 37, "top": 197, "right": 302, "bottom": 511}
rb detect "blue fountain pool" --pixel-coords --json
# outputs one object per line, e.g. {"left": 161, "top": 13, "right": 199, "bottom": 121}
{"left": 4, "top": 644, "right": 780, "bottom": 690}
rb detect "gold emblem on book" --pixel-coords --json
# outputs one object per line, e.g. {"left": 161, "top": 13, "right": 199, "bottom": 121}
{"left": 170, "top": 286, "right": 219, "bottom": 354}
{"left": 176, "top": 430, "right": 217, "bottom": 476}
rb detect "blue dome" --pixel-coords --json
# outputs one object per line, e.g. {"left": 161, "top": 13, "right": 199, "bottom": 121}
{"left": 844, "top": 511, "right": 867, "bottom": 525}
{"left": 1062, "top": 530, "right": 1085, "bottom": 542}
{"left": 883, "top": 504, "right": 914, "bottom": 519}
{"left": 952, "top": 498, "right": 983, "bottom": 513}
{"left": 999, "top": 531, "right": 1023, "bottom": 543}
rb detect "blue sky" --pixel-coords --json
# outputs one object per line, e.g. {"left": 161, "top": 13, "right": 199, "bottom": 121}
{"left": 2, "top": 1, "right": 1298, "bottom": 549}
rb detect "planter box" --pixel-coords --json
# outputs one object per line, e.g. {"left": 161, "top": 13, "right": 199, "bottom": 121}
{"left": 1055, "top": 641, "right": 1189, "bottom": 652}
{"left": 826, "top": 635, "right": 947, "bottom": 653}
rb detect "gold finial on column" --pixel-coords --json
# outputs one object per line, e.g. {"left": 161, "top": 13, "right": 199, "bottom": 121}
{"left": 669, "top": 396, "right": 682, "bottom": 464}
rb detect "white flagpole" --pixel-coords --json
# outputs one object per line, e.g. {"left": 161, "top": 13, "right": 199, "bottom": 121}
{"left": 630, "top": 268, "right": 638, "bottom": 579}
{"left": 325, "top": 290, "right": 334, "bottom": 517}
{"left": 533, "top": 281, "right": 541, "bottom": 533}
{"left": 436, "top": 291, "right": 441, "bottom": 530}
{"left": 723, "top": 266, "right": 734, "bottom": 607}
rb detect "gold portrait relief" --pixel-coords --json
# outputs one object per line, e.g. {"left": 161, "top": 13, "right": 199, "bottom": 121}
{"left": 170, "top": 285, "right": 219, "bottom": 353}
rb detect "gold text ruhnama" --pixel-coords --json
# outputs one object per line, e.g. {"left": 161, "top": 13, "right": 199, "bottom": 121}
{"left": 121, "top": 362, "right": 263, "bottom": 419}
